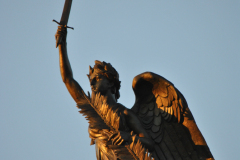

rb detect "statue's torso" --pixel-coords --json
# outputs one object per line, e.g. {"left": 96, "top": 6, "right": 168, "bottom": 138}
{"left": 88, "top": 103, "right": 129, "bottom": 160}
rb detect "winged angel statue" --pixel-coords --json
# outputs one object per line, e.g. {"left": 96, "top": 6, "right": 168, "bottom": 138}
{"left": 55, "top": 26, "right": 214, "bottom": 160}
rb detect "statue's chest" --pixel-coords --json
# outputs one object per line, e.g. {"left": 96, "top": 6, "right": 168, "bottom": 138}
{"left": 111, "top": 105, "right": 130, "bottom": 132}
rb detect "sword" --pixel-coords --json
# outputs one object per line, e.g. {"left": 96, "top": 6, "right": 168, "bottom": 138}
{"left": 53, "top": 0, "right": 74, "bottom": 48}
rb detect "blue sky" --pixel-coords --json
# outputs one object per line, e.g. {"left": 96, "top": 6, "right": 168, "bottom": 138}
{"left": 1, "top": 1, "right": 239, "bottom": 159}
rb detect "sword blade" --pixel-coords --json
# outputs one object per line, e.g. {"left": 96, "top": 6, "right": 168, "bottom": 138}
{"left": 59, "top": 0, "right": 73, "bottom": 26}
{"left": 55, "top": 0, "right": 73, "bottom": 48}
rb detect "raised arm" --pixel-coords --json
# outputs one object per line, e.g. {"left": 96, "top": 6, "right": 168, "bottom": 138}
{"left": 55, "top": 26, "right": 86, "bottom": 103}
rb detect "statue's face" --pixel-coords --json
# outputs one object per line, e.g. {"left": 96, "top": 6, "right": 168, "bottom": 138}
{"left": 89, "top": 70, "right": 111, "bottom": 95}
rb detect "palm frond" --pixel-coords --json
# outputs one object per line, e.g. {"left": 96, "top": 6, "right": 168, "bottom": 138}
{"left": 77, "top": 91, "right": 154, "bottom": 160}
{"left": 128, "top": 135, "right": 154, "bottom": 160}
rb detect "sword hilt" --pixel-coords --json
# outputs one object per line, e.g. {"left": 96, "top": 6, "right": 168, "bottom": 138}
{"left": 53, "top": 19, "right": 74, "bottom": 48}
{"left": 53, "top": 19, "right": 74, "bottom": 30}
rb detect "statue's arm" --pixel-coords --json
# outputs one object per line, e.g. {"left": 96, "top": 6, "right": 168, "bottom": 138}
{"left": 124, "top": 109, "right": 155, "bottom": 151}
{"left": 56, "top": 26, "right": 85, "bottom": 103}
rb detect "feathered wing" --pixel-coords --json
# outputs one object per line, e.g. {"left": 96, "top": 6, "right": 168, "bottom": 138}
{"left": 131, "top": 72, "right": 214, "bottom": 160}
{"left": 77, "top": 91, "right": 154, "bottom": 160}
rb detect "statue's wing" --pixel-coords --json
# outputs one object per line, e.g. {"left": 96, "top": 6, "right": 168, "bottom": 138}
{"left": 131, "top": 72, "right": 214, "bottom": 160}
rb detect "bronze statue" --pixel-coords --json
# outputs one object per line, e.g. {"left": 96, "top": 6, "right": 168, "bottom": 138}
{"left": 54, "top": 1, "right": 214, "bottom": 159}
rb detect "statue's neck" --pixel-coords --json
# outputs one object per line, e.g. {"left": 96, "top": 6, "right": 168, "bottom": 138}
{"left": 105, "top": 93, "right": 117, "bottom": 106}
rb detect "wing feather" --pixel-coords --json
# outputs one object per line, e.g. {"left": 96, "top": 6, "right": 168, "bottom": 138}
{"left": 153, "top": 115, "right": 161, "bottom": 126}
{"left": 154, "top": 132, "right": 163, "bottom": 143}
{"left": 156, "top": 96, "right": 163, "bottom": 107}
{"left": 161, "top": 96, "right": 169, "bottom": 107}
{"left": 142, "top": 116, "right": 154, "bottom": 124}
{"left": 140, "top": 104, "right": 149, "bottom": 114}
{"left": 148, "top": 102, "right": 155, "bottom": 110}
{"left": 154, "top": 144, "right": 167, "bottom": 160}
{"left": 151, "top": 125, "right": 160, "bottom": 133}
{"left": 160, "top": 141, "right": 175, "bottom": 159}
{"left": 154, "top": 104, "right": 160, "bottom": 116}
{"left": 147, "top": 110, "right": 154, "bottom": 117}
{"left": 162, "top": 129, "right": 182, "bottom": 160}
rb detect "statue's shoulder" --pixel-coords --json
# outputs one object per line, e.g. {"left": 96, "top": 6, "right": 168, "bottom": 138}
{"left": 115, "top": 103, "right": 128, "bottom": 113}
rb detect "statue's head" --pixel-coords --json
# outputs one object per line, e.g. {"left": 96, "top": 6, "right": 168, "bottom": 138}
{"left": 87, "top": 60, "right": 121, "bottom": 101}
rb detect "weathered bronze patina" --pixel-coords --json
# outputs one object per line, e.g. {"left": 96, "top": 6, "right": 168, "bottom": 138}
{"left": 54, "top": 2, "right": 214, "bottom": 160}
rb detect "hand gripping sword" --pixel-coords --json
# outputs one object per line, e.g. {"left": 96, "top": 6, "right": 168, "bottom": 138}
{"left": 53, "top": 0, "right": 74, "bottom": 48}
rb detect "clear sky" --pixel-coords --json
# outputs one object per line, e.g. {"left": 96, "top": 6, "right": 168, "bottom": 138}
{"left": 1, "top": 0, "right": 239, "bottom": 159}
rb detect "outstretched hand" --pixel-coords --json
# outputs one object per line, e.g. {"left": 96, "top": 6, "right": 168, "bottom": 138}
{"left": 55, "top": 26, "right": 67, "bottom": 47}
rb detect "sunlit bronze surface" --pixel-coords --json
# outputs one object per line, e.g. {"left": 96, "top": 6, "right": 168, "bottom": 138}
{"left": 55, "top": 24, "right": 214, "bottom": 160}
